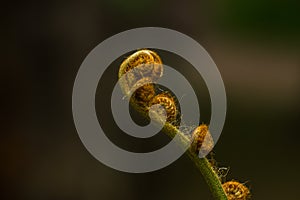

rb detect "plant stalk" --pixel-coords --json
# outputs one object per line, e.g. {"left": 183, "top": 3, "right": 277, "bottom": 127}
{"left": 162, "top": 122, "right": 228, "bottom": 200}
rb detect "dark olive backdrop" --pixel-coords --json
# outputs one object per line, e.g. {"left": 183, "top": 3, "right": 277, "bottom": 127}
{"left": 2, "top": 0, "right": 300, "bottom": 199}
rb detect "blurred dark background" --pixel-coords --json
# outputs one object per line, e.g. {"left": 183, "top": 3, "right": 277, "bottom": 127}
{"left": 2, "top": 0, "right": 300, "bottom": 199}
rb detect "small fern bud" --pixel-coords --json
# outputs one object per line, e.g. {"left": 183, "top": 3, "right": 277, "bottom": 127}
{"left": 222, "top": 181, "right": 250, "bottom": 200}
{"left": 191, "top": 124, "right": 214, "bottom": 156}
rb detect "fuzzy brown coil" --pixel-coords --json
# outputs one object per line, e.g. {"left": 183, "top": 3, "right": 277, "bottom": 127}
{"left": 149, "top": 92, "right": 179, "bottom": 125}
{"left": 119, "top": 50, "right": 180, "bottom": 124}
{"left": 118, "top": 50, "right": 163, "bottom": 98}
{"left": 191, "top": 124, "right": 214, "bottom": 156}
{"left": 222, "top": 181, "right": 250, "bottom": 200}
